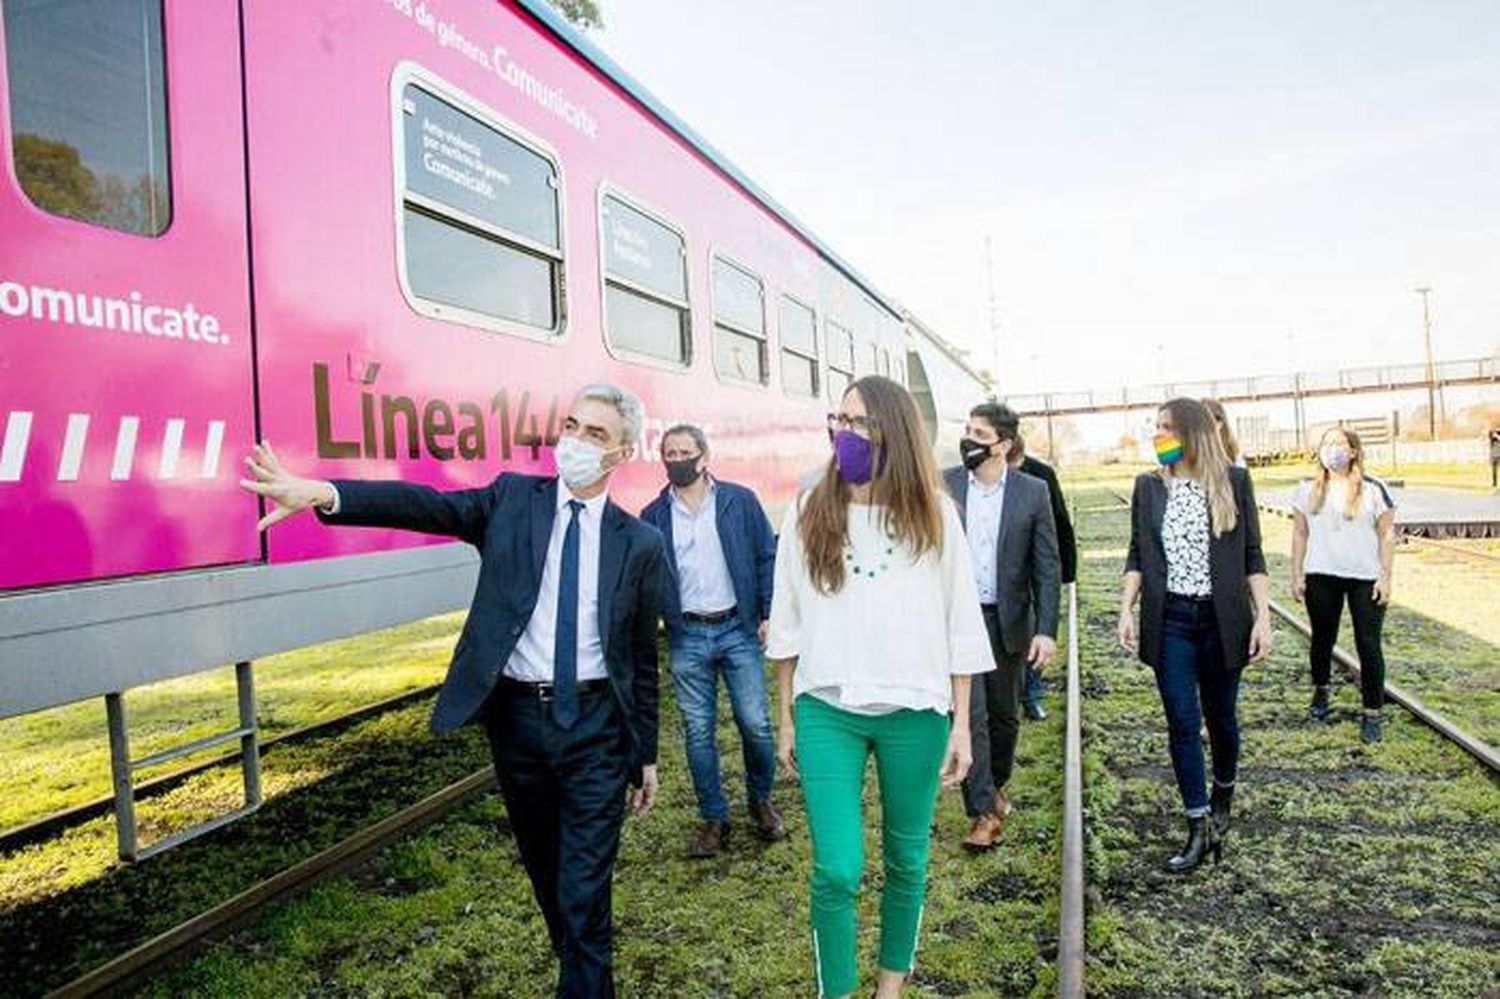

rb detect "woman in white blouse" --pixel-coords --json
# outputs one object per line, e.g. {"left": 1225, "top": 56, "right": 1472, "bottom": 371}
{"left": 1119, "top": 398, "right": 1270, "bottom": 873}
{"left": 767, "top": 376, "right": 993, "bottom": 999}
{"left": 1291, "top": 426, "right": 1396, "bottom": 743}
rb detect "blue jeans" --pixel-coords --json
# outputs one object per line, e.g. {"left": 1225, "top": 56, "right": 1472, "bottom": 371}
{"left": 1155, "top": 595, "right": 1241, "bottom": 816}
{"left": 668, "top": 618, "right": 777, "bottom": 820}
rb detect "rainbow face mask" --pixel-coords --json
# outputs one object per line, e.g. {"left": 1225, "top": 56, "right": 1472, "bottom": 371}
{"left": 1154, "top": 433, "right": 1184, "bottom": 466}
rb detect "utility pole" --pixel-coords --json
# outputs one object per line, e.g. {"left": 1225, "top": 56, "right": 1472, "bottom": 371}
{"left": 984, "top": 234, "right": 1001, "bottom": 397}
{"left": 1414, "top": 286, "right": 1437, "bottom": 439}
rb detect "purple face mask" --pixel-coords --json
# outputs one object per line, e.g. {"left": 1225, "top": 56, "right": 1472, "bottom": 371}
{"left": 832, "top": 429, "right": 881, "bottom": 484}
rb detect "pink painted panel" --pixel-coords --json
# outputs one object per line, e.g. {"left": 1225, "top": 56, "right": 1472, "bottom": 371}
{"left": 0, "top": 0, "right": 258, "bottom": 591}
{"left": 244, "top": 0, "right": 831, "bottom": 565}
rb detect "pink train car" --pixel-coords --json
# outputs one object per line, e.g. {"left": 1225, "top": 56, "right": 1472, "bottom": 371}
{"left": 0, "top": 0, "right": 984, "bottom": 728}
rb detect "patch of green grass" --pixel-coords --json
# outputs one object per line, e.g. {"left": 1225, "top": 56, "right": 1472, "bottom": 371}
{"left": 0, "top": 613, "right": 463, "bottom": 832}
{"left": 127, "top": 651, "right": 1073, "bottom": 998}
{"left": 1073, "top": 484, "right": 1500, "bottom": 999}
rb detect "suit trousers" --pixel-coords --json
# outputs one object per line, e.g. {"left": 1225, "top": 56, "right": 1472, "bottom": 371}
{"left": 483, "top": 684, "right": 628, "bottom": 999}
{"left": 963, "top": 606, "right": 1025, "bottom": 817}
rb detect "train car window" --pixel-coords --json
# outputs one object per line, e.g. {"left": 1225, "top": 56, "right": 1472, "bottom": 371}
{"left": 826, "top": 319, "right": 855, "bottom": 401}
{"left": 779, "top": 295, "right": 819, "bottom": 398}
{"left": 878, "top": 347, "right": 891, "bottom": 377}
{"left": 3, "top": 0, "right": 171, "bottom": 236}
{"left": 601, "top": 193, "right": 690, "bottom": 365}
{"left": 400, "top": 83, "right": 562, "bottom": 334}
{"left": 711, "top": 256, "right": 768, "bottom": 385}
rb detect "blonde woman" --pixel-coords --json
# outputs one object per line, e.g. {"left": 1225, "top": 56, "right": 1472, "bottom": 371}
{"left": 1119, "top": 398, "right": 1270, "bottom": 872}
{"left": 767, "top": 375, "right": 993, "bottom": 999}
{"left": 1203, "top": 397, "right": 1247, "bottom": 469}
{"left": 1291, "top": 426, "right": 1396, "bottom": 743}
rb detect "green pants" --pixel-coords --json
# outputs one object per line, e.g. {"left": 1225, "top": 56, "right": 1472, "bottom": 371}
{"left": 795, "top": 694, "right": 949, "bottom": 997}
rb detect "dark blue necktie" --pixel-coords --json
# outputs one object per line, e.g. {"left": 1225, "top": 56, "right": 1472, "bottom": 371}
{"left": 552, "top": 499, "right": 584, "bottom": 728}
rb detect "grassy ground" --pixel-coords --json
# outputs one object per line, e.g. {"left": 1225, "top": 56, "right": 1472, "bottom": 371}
{"left": 0, "top": 613, "right": 463, "bottom": 833}
{"left": 1075, "top": 486, "right": 1500, "bottom": 998}
{"left": 125, "top": 669, "right": 1070, "bottom": 998}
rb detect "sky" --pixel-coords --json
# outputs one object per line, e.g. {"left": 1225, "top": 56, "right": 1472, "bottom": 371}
{"left": 590, "top": 1, "right": 1500, "bottom": 400}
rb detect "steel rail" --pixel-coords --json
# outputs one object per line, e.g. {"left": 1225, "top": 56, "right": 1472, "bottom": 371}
{"left": 1, "top": 683, "right": 442, "bottom": 854}
{"left": 43, "top": 767, "right": 496, "bottom": 999}
{"left": 1057, "top": 579, "right": 1086, "bottom": 999}
{"left": 1266, "top": 600, "right": 1500, "bottom": 774}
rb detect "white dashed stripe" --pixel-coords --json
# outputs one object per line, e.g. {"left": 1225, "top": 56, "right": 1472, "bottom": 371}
{"left": 58, "top": 413, "right": 90, "bottom": 481}
{"left": 0, "top": 411, "right": 32, "bottom": 481}
{"left": 111, "top": 416, "right": 140, "bottom": 481}
{"left": 201, "top": 420, "right": 225, "bottom": 478}
{"left": 158, "top": 418, "right": 185, "bottom": 479}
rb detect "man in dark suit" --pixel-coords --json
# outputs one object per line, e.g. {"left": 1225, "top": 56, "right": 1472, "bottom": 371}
{"left": 1007, "top": 433, "right": 1078, "bottom": 721}
{"left": 947, "top": 402, "right": 1061, "bottom": 851}
{"left": 240, "top": 383, "right": 666, "bottom": 999}
{"left": 639, "top": 424, "right": 783, "bottom": 858}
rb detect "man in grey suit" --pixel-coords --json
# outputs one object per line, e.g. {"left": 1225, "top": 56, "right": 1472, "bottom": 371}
{"left": 945, "top": 401, "right": 1062, "bottom": 851}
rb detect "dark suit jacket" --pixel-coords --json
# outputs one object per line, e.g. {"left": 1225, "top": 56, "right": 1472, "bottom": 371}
{"left": 943, "top": 466, "right": 1062, "bottom": 654}
{"left": 320, "top": 473, "right": 666, "bottom": 781}
{"left": 639, "top": 478, "right": 776, "bottom": 639}
{"left": 1019, "top": 455, "right": 1077, "bottom": 585}
{"left": 1124, "top": 467, "right": 1267, "bottom": 672}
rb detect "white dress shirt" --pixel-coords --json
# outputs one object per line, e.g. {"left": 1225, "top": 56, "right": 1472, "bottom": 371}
{"left": 504, "top": 484, "right": 610, "bottom": 683}
{"left": 964, "top": 469, "right": 1007, "bottom": 605}
{"left": 670, "top": 480, "right": 737, "bottom": 615}
{"left": 765, "top": 497, "right": 994, "bottom": 714}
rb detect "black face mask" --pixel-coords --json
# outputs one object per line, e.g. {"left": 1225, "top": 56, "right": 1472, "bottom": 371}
{"left": 959, "top": 437, "right": 994, "bottom": 471}
{"left": 665, "top": 457, "right": 703, "bottom": 488}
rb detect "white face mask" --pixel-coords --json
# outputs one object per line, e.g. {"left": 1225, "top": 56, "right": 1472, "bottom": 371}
{"left": 1320, "top": 444, "right": 1353, "bottom": 474}
{"left": 555, "top": 435, "right": 613, "bottom": 489}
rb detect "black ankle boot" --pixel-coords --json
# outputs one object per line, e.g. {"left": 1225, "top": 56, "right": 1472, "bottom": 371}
{"left": 1165, "top": 816, "right": 1220, "bottom": 874}
{"left": 1210, "top": 783, "right": 1234, "bottom": 838}
{"left": 1309, "top": 685, "right": 1330, "bottom": 720}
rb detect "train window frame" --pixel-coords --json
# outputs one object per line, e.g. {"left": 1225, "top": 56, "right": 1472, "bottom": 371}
{"left": 709, "top": 251, "right": 771, "bottom": 390}
{"left": 778, "top": 293, "right": 820, "bottom": 400}
{"left": 3, "top": 0, "right": 173, "bottom": 237}
{"left": 825, "top": 318, "right": 856, "bottom": 403}
{"left": 597, "top": 184, "right": 693, "bottom": 372}
{"left": 391, "top": 64, "right": 568, "bottom": 343}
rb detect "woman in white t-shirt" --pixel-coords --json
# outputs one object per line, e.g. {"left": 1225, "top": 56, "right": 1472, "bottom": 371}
{"left": 1291, "top": 427, "right": 1397, "bottom": 743}
{"left": 767, "top": 375, "right": 993, "bottom": 999}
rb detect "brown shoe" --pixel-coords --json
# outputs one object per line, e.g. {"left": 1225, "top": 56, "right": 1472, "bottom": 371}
{"left": 689, "top": 819, "right": 730, "bottom": 858}
{"left": 963, "top": 786, "right": 1015, "bottom": 853}
{"left": 749, "top": 798, "right": 787, "bottom": 841}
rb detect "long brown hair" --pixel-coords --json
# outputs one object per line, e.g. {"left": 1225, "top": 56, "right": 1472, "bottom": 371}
{"left": 1157, "top": 397, "right": 1238, "bottom": 536}
{"left": 1308, "top": 426, "right": 1367, "bottom": 518}
{"left": 799, "top": 376, "right": 944, "bottom": 594}
{"left": 1201, "top": 397, "right": 1240, "bottom": 462}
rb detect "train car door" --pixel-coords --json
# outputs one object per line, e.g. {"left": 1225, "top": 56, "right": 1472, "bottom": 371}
{"left": 0, "top": 0, "right": 257, "bottom": 590}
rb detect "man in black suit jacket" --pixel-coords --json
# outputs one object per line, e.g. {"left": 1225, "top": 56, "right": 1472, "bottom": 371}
{"left": 1008, "top": 434, "right": 1078, "bottom": 720}
{"left": 241, "top": 383, "right": 666, "bottom": 999}
{"left": 947, "top": 402, "right": 1061, "bottom": 852}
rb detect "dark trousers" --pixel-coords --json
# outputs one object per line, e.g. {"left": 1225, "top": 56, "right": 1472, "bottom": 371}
{"left": 1156, "top": 595, "right": 1241, "bottom": 815}
{"left": 962, "top": 606, "right": 1025, "bottom": 817}
{"left": 1304, "top": 573, "right": 1388, "bottom": 710}
{"left": 483, "top": 685, "right": 628, "bottom": 999}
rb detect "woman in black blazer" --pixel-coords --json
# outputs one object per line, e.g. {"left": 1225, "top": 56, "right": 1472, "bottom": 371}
{"left": 1119, "top": 398, "right": 1271, "bottom": 872}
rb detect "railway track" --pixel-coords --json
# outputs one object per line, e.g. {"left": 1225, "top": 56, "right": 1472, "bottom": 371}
{"left": 43, "top": 769, "right": 496, "bottom": 999}
{"left": 24, "top": 487, "right": 1495, "bottom": 997}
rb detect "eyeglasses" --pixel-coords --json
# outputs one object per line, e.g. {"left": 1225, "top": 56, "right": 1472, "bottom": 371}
{"left": 826, "top": 412, "right": 877, "bottom": 437}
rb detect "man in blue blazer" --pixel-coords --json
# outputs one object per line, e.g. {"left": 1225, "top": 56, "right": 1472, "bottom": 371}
{"left": 241, "top": 383, "right": 666, "bottom": 999}
{"left": 640, "top": 424, "right": 782, "bottom": 858}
